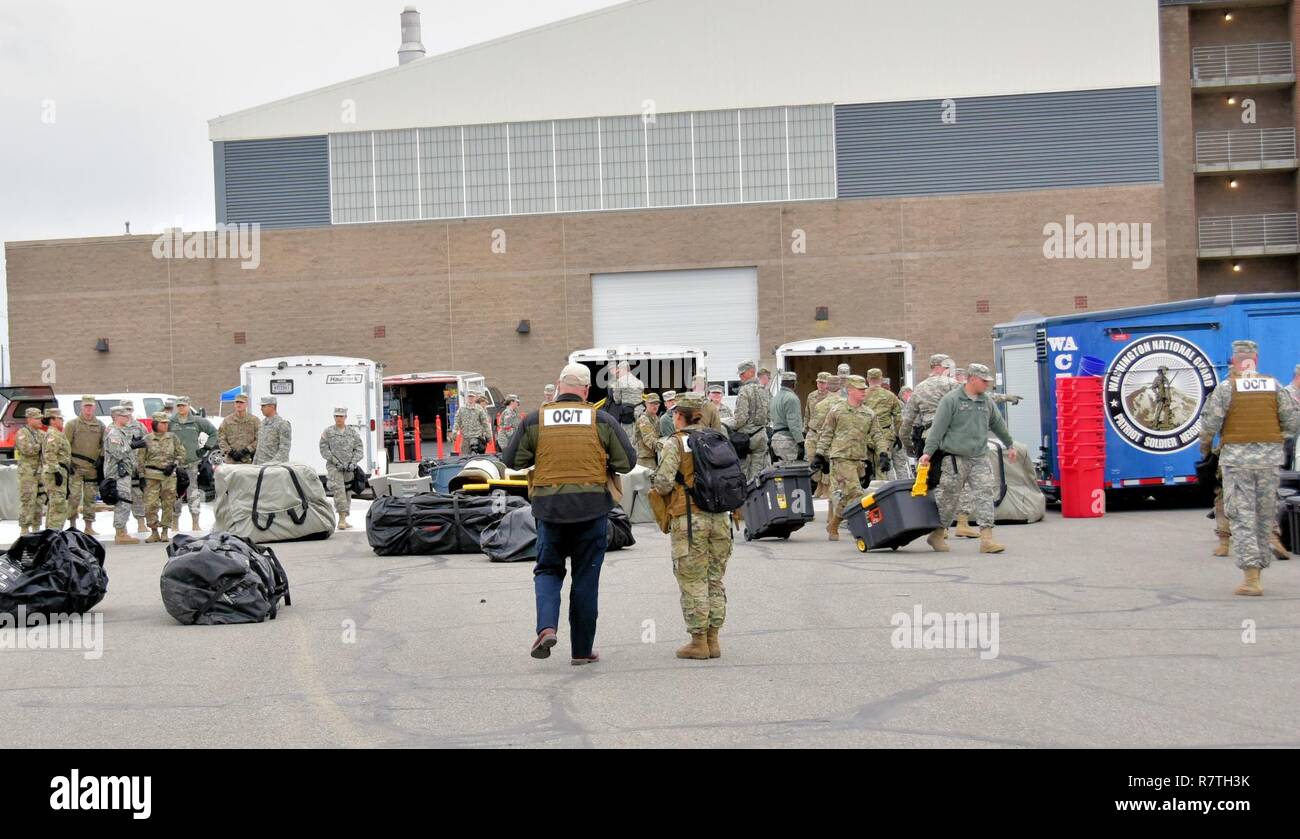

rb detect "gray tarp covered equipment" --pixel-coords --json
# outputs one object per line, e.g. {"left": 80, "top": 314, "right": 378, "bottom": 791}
{"left": 618, "top": 465, "right": 657, "bottom": 524}
{"left": 479, "top": 505, "right": 538, "bottom": 562}
{"left": 991, "top": 440, "right": 1046, "bottom": 524}
{"left": 214, "top": 463, "right": 336, "bottom": 543}
{"left": 0, "top": 464, "right": 18, "bottom": 521}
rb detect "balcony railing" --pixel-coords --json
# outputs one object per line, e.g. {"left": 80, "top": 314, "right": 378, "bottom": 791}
{"left": 1199, "top": 212, "right": 1300, "bottom": 255}
{"left": 1195, "top": 127, "right": 1297, "bottom": 169}
{"left": 1192, "top": 42, "right": 1294, "bottom": 81}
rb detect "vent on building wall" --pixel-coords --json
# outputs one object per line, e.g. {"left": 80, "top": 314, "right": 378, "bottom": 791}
{"left": 1035, "top": 329, "right": 1048, "bottom": 362}
{"left": 976, "top": 300, "right": 990, "bottom": 314}
{"left": 234, "top": 332, "right": 246, "bottom": 345}
{"left": 1074, "top": 296, "right": 1088, "bottom": 310}
{"left": 374, "top": 325, "right": 386, "bottom": 338}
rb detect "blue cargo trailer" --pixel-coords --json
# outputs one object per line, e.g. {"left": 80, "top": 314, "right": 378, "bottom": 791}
{"left": 993, "top": 293, "right": 1300, "bottom": 500}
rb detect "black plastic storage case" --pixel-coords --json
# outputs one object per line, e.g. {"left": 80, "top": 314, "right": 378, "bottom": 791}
{"left": 843, "top": 479, "right": 941, "bottom": 552}
{"left": 742, "top": 463, "right": 814, "bottom": 540}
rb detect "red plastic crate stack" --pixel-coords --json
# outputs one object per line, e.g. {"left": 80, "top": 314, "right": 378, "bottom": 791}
{"left": 1056, "top": 376, "right": 1105, "bottom": 518}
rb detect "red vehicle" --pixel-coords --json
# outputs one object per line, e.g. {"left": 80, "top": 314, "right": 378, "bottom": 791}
{"left": 0, "top": 386, "right": 58, "bottom": 462}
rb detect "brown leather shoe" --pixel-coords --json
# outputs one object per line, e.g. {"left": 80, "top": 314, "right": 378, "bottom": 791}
{"left": 530, "top": 628, "right": 557, "bottom": 659}
{"left": 571, "top": 652, "right": 600, "bottom": 665}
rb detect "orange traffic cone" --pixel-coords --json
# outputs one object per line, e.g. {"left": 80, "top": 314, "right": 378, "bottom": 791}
{"left": 453, "top": 431, "right": 462, "bottom": 456}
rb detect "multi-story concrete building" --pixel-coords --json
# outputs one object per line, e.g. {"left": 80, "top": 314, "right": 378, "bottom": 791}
{"left": 7, "top": 0, "right": 1294, "bottom": 409}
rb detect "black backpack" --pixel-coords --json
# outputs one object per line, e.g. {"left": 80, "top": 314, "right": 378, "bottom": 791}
{"left": 684, "top": 429, "right": 746, "bottom": 513}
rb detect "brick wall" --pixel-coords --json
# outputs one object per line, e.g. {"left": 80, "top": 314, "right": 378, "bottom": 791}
{"left": 6, "top": 185, "right": 1168, "bottom": 411}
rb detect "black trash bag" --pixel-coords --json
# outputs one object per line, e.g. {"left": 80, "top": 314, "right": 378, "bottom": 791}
{"left": 99, "top": 476, "right": 120, "bottom": 506}
{"left": 160, "top": 531, "right": 291, "bottom": 625}
{"left": 0, "top": 529, "right": 108, "bottom": 617}
{"left": 367, "top": 492, "right": 529, "bottom": 555}
{"left": 479, "top": 505, "right": 538, "bottom": 562}
{"left": 606, "top": 507, "right": 635, "bottom": 551}
{"left": 197, "top": 457, "right": 215, "bottom": 492}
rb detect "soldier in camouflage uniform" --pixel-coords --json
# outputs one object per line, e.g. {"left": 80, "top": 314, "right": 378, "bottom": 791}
{"left": 814, "top": 375, "right": 889, "bottom": 540}
{"left": 138, "top": 412, "right": 185, "bottom": 542}
{"left": 836, "top": 363, "right": 852, "bottom": 398}
{"left": 65, "top": 395, "right": 105, "bottom": 534}
{"left": 805, "top": 375, "right": 843, "bottom": 498}
{"left": 320, "top": 406, "right": 365, "bottom": 530}
{"left": 14, "top": 407, "right": 46, "bottom": 534}
{"left": 104, "top": 406, "right": 142, "bottom": 544}
{"left": 218, "top": 394, "right": 260, "bottom": 463}
{"left": 254, "top": 396, "right": 293, "bottom": 464}
{"left": 803, "top": 372, "right": 833, "bottom": 495}
{"left": 169, "top": 396, "right": 217, "bottom": 531}
{"left": 657, "top": 391, "right": 678, "bottom": 438}
{"left": 703, "top": 385, "right": 729, "bottom": 431}
{"left": 901, "top": 354, "right": 959, "bottom": 456}
{"left": 1285, "top": 363, "right": 1300, "bottom": 408}
{"left": 920, "top": 364, "right": 1016, "bottom": 554}
{"left": 863, "top": 368, "right": 905, "bottom": 480}
{"left": 1198, "top": 340, "right": 1300, "bottom": 596}
{"left": 496, "top": 395, "right": 521, "bottom": 452}
{"left": 452, "top": 392, "right": 491, "bottom": 455}
{"left": 651, "top": 392, "right": 733, "bottom": 661}
{"left": 120, "top": 401, "right": 150, "bottom": 532}
{"left": 732, "top": 360, "right": 772, "bottom": 483}
{"left": 40, "top": 408, "right": 72, "bottom": 530}
{"left": 804, "top": 372, "right": 832, "bottom": 426}
{"left": 769, "top": 371, "right": 804, "bottom": 462}
{"left": 609, "top": 361, "right": 645, "bottom": 441}
{"left": 633, "top": 392, "right": 662, "bottom": 468}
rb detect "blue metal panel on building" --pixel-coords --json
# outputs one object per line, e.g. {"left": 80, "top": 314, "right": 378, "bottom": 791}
{"left": 835, "top": 86, "right": 1162, "bottom": 198}
{"left": 216, "top": 136, "right": 331, "bottom": 228}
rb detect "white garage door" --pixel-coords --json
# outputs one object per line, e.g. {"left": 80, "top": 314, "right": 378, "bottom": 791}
{"left": 591, "top": 267, "right": 759, "bottom": 382}
{"left": 1001, "top": 344, "right": 1043, "bottom": 458}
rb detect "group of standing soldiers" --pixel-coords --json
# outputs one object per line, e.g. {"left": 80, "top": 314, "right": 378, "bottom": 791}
{"left": 13, "top": 389, "right": 365, "bottom": 544}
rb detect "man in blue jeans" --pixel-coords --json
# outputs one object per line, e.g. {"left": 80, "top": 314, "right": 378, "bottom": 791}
{"left": 504, "top": 363, "right": 636, "bottom": 665}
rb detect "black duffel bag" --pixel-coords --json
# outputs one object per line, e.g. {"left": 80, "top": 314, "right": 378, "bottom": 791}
{"left": 1, "top": 530, "right": 108, "bottom": 616}
{"left": 728, "top": 430, "right": 752, "bottom": 459}
{"left": 367, "top": 492, "right": 529, "bottom": 555}
{"left": 160, "top": 532, "right": 291, "bottom": 625}
{"left": 606, "top": 506, "right": 635, "bottom": 551}
{"left": 99, "top": 476, "right": 120, "bottom": 506}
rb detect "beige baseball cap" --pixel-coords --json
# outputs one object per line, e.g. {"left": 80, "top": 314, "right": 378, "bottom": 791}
{"left": 558, "top": 363, "right": 591, "bottom": 386}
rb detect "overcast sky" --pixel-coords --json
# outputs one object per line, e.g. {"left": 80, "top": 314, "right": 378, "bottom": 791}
{"left": 0, "top": 0, "right": 624, "bottom": 381}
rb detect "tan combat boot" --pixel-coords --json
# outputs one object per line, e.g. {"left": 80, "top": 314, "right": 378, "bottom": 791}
{"left": 136, "top": 517, "right": 148, "bottom": 535}
{"left": 1270, "top": 532, "right": 1289, "bottom": 562}
{"left": 675, "top": 633, "right": 711, "bottom": 660}
{"left": 161, "top": 527, "right": 170, "bottom": 542}
{"left": 1213, "top": 534, "right": 1230, "bottom": 557}
{"left": 926, "top": 527, "right": 950, "bottom": 552}
{"left": 190, "top": 512, "right": 201, "bottom": 532}
{"left": 1234, "top": 567, "right": 1262, "bottom": 596}
{"left": 955, "top": 515, "right": 980, "bottom": 539}
{"left": 82, "top": 516, "right": 97, "bottom": 536}
{"left": 145, "top": 527, "right": 162, "bottom": 544}
{"left": 338, "top": 512, "right": 352, "bottom": 530}
{"left": 706, "top": 627, "right": 721, "bottom": 659}
{"left": 979, "top": 527, "right": 1005, "bottom": 554}
{"left": 826, "top": 512, "right": 840, "bottom": 541}
{"left": 114, "top": 528, "right": 140, "bottom": 545}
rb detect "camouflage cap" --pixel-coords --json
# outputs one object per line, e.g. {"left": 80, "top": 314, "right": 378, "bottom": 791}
{"left": 867, "top": 368, "right": 883, "bottom": 379}
{"left": 543, "top": 383, "right": 557, "bottom": 394}
{"left": 151, "top": 412, "right": 169, "bottom": 424}
{"left": 845, "top": 374, "right": 868, "bottom": 390}
{"left": 825, "top": 375, "right": 842, "bottom": 388}
{"left": 780, "top": 370, "right": 796, "bottom": 382}
{"left": 44, "top": 408, "right": 63, "bottom": 419}
{"left": 929, "top": 353, "right": 951, "bottom": 367}
{"left": 119, "top": 400, "right": 135, "bottom": 410}
{"left": 260, "top": 395, "right": 277, "bottom": 406}
{"left": 758, "top": 366, "right": 771, "bottom": 377}
{"left": 676, "top": 392, "right": 706, "bottom": 410}
{"left": 1232, "top": 340, "right": 1258, "bottom": 354}
{"left": 163, "top": 398, "right": 177, "bottom": 408}
{"left": 505, "top": 394, "right": 518, "bottom": 403}
{"left": 837, "top": 363, "right": 851, "bottom": 374}
{"left": 80, "top": 394, "right": 96, "bottom": 405}
{"left": 737, "top": 360, "right": 755, "bottom": 374}
{"left": 662, "top": 390, "right": 677, "bottom": 401}
{"left": 233, "top": 394, "right": 248, "bottom": 403}
{"left": 816, "top": 372, "right": 831, "bottom": 383}
{"left": 707, "top": 384, "right": 724, "bottom": 394}
{"left": 642, "top": 392, "right": 661, "bottom": 404}
{"left": 176, "top": 396, "right": 191, "bottom": 406}
{"left": 109, "top": 406, "right": 130, "bottom": 417}
{"left": 692, "top": 373, "right": 707, "bottom": 384}
{"left": 955, "top": 367, "right": 967, "bottom": 376}
{"left": 967, "top": 362, "right": 994, "bottom": 382}
{"left": 24, "top": 407, "right": 43, "bottom": 419}
{"left": 333, "top": 407, "right": 348, "bottom": 417}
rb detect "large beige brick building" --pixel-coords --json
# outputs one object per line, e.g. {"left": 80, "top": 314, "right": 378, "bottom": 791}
{"left": 5, "top": 0, "right": 1297, "bottom": 413}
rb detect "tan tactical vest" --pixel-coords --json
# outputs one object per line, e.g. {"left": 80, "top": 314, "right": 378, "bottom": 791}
{"left": 1221, "top": 374, "right": 1284, "bottom": 444}
{"left": 530, "top": 402, "right": 608, "bottom": 487}
{"left": 66, "top": 417, "right": 103, "bottom": 473}
{"left": 665, "top": 431, "right": 697, "bottom": 518}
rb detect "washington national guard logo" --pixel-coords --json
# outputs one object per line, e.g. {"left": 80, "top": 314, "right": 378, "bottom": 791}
{"left": 1105, "top": 334, "right": 1218, "bottom": 453}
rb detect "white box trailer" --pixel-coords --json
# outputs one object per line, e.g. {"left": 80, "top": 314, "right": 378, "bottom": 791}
{"left": 568, "top": 345, "right": 709, "bottom": 405}
{"left": 774, "top": 337, "right": 915, "bottom": 405}
{"left": 240, "top": 356, "right": 386, "bottom": 480}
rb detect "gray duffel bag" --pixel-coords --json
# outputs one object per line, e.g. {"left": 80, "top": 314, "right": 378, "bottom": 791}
{"left": 214, "top": 463, "right": 336, "bottom": 543}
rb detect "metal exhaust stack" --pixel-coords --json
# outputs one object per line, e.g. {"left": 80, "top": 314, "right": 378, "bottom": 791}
{"left": 398, "top": 7, "right": 425, "bottom": 65}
